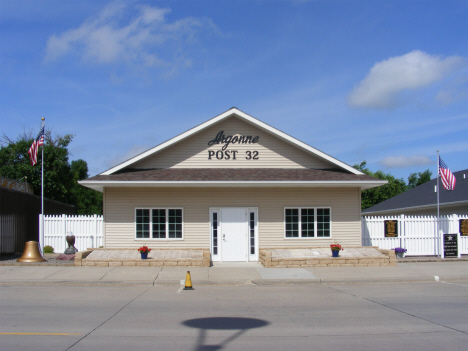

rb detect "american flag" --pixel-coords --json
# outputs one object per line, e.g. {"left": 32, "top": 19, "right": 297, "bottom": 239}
{"left": 439, "top": 156, "right": 456, "bottom": 190}
{"left": 28, "top": 124, "right": 45, "bottom": 166}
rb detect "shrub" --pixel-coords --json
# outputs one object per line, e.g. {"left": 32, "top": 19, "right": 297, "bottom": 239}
{"left": 43, "top": 245, "right": 54, "bottom": 254}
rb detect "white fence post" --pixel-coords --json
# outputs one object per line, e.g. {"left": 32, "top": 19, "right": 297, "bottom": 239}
{"left": 460, "top": 214, "right": 468, "bottom": 255}
{"left": 399, "top": 214, "right": 405, "bottom": 249}
{"left": 39, "top": 214, "right": 43, "bottom": 254}
{"left": 434, "top": 215, "right": 439, "bottom": 257}
{"left": 451, "top": 214, "right": 459, "bottom": 234}
{"left": 101, "top": 216, "right": 105, "bottom": 248}
{"left": 62, "top": 214, "right": 67, "bottom": 252}
{"left": 93, "top": 214, "right": 97, "bottom": 249}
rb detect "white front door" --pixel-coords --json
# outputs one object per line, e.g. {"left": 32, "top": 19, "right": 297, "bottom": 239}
{"left": 221, "top": 208, "right": 248, "bottom": 261}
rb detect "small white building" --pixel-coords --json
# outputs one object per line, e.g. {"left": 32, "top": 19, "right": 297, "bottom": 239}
{"left": 80, "top": 108, "right": 384, "bottom": 262}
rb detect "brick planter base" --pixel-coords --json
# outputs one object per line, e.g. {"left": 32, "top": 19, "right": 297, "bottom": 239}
{"left": 75, "top": 249, "right": 211, "bottom": 267}
{"left": 259, "top": 248, "right": 396, "bottom": 267}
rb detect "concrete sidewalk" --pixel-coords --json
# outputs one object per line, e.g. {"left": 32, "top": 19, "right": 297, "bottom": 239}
{"left": 0, "top": 261, "right": 467, "bottom": 286}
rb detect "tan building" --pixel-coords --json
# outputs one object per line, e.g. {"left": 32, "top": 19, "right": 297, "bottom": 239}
{"left": 80, "top": 108, "right": 385, "bottom": 262}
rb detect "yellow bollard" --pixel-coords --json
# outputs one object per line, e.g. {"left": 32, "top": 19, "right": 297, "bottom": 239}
{"left": 184, "top": 271, "right": 194, "bottom": 290}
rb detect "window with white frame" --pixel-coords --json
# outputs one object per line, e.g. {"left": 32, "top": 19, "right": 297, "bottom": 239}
{"left": 285, "top": 208, "right": 330, "bottom": 238}
{"left": 135, "top": 208, "right": 183, "bottom": 239}
{"left": 211, "top": 211, "right": 219, "bottom": 256}
{"left": 249, "top": 211, "right": 256, "bottom": 254}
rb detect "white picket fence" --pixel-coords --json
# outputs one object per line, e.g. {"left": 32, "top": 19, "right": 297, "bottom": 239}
{"left": 362, "top": 214, "right": 468, "bottom": 256}
{"left": 41, "top": 214, "right": 103, "bottom": 253}
{"left": 41, "top": 213, "right": 466, "bottom": 256}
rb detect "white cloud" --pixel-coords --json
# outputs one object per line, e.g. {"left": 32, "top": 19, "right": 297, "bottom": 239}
{"left": 380, "top": 155, "right": 434, "bottom": 168}
{"left": 44, "top": 2, "right": 214, "bottom": 68}
{"left": 348, "top": 50, "right": 465, "bottom": 109}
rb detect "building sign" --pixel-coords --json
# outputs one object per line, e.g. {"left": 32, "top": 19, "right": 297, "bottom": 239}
{"left": 207, "top": 131, "right": 260, "bottom": 160}
{"left": 384, "top": 220, "right": 398, "bottom": 237}
{"left": 0, "top": 176, "right": 34, "bottom": 194}
{"left": 443, "top": 234, "right": 458, "bottom": 258}
{"left": 459, "top": 219, "right": 468, "bottom": 236}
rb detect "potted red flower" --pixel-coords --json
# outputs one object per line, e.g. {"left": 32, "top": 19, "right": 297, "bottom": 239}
{"left": 138, "top": 246, "right": 151, "bottom": 259}
{"left": 330, "top": 243, "right": 343, "bottom": 258}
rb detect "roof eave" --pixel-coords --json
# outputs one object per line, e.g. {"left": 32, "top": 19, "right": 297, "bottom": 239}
{"left": 363, "top": 199, "right": 468, "bottom": 216}
{"left": 78, "top": 179, "right": 387, "bottom": 193}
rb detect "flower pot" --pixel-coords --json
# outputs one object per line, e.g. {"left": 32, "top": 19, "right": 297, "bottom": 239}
{"left": 331, "top": 250, "right": 339, "bottom": 258}
{"left": 396, "top": 252, "right": 405, "bottom": 258}
{"left": 140, "top": 252, "right": 148, "bottom": 259}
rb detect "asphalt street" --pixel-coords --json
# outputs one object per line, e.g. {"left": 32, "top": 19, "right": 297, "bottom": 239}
{"left": 1, "top": 281, "right": 468, "bottom": 351}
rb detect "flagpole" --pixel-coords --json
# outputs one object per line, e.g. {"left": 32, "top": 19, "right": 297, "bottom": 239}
{"left": 40, "top": 117, "right": 45, "bottom": 255}
{"left": 437, "top": 150, "right": 441, "bottom": 258}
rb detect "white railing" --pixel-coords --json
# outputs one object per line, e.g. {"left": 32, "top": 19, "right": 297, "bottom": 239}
{"left": 362, "top": 214, "right": 468, "bottom": 256}
{"left": 41, "top": 214, "right": 103, "bottom": 253}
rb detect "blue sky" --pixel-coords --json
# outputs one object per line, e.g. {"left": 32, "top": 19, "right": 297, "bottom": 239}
{"left": 1, "top": 0, "right": 468, "bottom": 180}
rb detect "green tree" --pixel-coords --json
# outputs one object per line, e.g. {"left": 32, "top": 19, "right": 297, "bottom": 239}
{"left": 353, "top": 161, "right": 407, "bottom": 210}
{"left": 407, "top": 169, "right": 432, "bottom": 189}
{"left": 0, "top": 131, "right": 102, "bottom": 214}
{"left": 71, "top": 159, "right": 103, "bottom": 215}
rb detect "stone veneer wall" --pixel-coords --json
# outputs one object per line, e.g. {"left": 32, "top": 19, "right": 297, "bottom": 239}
{"left": 259, "top": 248, "right": 396, "bottom": 267}
{"left": 75, "top": 247, "right": 395, "bottom": 267}
{"left": 75, "top": 249, "right": 211, "bottom": 267}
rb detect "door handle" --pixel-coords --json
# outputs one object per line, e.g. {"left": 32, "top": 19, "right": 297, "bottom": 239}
{"left": 223, "top": 234, "right": 226, "bottom": 241}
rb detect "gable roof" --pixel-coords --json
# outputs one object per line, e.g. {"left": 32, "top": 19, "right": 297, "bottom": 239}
{"left": 101, "top": 107, "right": 363, "bottom": 176}
{"left": 362, "top": 169, "right": 468, "bottom": 215}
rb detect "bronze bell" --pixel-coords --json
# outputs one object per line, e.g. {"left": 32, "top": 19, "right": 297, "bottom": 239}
{"left": 17, "top": 241, "right": 47, "bottom": 263}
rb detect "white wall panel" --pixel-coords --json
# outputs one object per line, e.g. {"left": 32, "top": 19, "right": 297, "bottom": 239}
{"left": 104, "top": 187, "right": 362, "bottom": 249}
{"left": 133, "top": 117, "right": 334, "bottom": 169}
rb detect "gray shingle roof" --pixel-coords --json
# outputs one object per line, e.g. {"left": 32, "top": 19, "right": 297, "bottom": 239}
{"left": 86, "top": 168, "right": 379, "bottom": 182}
{"left": 363, "top": 169, "right": 468, "bottom": 214}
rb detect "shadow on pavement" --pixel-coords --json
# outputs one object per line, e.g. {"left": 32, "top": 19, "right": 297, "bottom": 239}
{"left": 182, "top": 317, "right": 270, "bottom": 351}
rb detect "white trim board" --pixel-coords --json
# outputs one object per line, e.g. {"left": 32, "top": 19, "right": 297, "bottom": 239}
{"left": 79, "top": 179, "right": 387, "bottom": 192}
